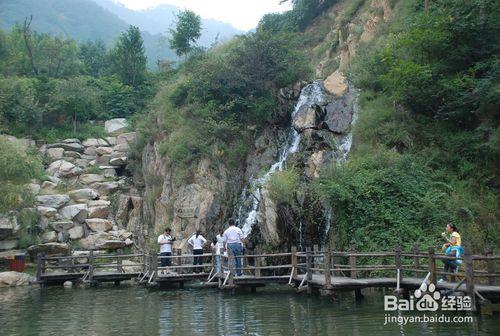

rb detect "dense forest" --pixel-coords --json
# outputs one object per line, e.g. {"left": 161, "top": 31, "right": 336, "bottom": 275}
{"left": 0, "top": 0, "right": 498, "bottom": 253}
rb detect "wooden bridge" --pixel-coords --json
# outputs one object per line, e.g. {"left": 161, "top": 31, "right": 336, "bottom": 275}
{"left": 36, "top": 245, "right": 500, "bottom": 311}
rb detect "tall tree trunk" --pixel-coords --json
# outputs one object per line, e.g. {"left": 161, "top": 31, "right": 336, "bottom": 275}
{"left": 22, "top": 16, "right": 39, "bottom": 76}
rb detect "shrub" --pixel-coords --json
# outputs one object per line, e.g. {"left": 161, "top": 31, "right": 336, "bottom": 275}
{"left": 267, "top": 169, "right": 301, "bottom": 205}
{"left": 0, "top": 137, "right": 43, "bottom": 212}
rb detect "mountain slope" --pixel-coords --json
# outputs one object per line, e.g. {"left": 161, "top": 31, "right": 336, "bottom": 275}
{"left": 0, "top": 0, "right": 175, "bottom": 67}
{"left": 92, "top": 0, "right": 244, "bottom": 46}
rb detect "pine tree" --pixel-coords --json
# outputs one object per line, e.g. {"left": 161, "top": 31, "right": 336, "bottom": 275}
{"left": 111, "top": 26, "right": 147, "bottom": 87}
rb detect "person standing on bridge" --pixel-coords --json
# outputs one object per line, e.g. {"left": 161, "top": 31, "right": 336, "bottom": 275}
{"left": 211, "top": 229, "right": 225, "bottom": 274}
{"left": 158, "top": 228, "right": 175, "bottom": 272}
{"left": 223, "top": 219, "right": 245, "bottom": 276}
{"left": 188, "top": 230, "right": 207, "bottom": 273}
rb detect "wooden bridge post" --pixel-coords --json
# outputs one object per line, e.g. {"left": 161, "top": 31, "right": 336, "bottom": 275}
{"left": 243, "top": 249, "right": 248, "bottom": 276}
{"left": 306, "top": 247, "right": 313, "bottom": 294}
{"left": 117, "top": 249, "right": 123, "bottom": 273}
{"left": 228, "top": 248, "right": 235, "bottom": 287}
{"left": 427, "top": 247, "right": 436, "bottom": 286}
{"left": 211, "top": 249, "right": 216, "bottom": 276}
{"left": 464, "top": 247, "right": 477, "bottom": 312}
{"left": 324, "top": 248, "right": 332, "bottom": 291}
{"left": 291, "top": 246, "right": 297, "bottom": 279}
{"left": 176, "top": 248, "right": 182, "bottom": 274}
{"left": 395, "top": 245, "right": 403, "bottom": 289}
{"left": 412, "top": 244, "right": 420, "bottom": 278}
{"left": 254, "top": 249, "right": 261, "bottom": 278}
{"left": 36, "top": 253, "right": 45, "bottom": 284}
{"left": 142, "top": 253, "right": 148, "bottom": 275}
{"left": 313, "top": 244, "right": 319, "bottom": 270}
{"left": 151, "top": 253, "right": 158, "bottom": 282}
{"left": 89, "top": 250, "right": 95, "bottom": 285}
{"left": 349, "top": 246, "right": 362, "bottom": 300}
{"left": 349, "top": 246, "right": 357, "bottom": 279}
{"left": 486, "top": 250, "right": 495, "bottom": 286}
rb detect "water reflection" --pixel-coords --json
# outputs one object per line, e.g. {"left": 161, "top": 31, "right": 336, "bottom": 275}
{"left": 0, "top": 285, "right": 498, "bottom": 336}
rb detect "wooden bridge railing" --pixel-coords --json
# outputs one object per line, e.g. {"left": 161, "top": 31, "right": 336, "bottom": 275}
{"left": 36, "top": 250, "right": 146, "bottom": 284}
{"left": 36, "top": 245, "right": 499, "bottom": 308}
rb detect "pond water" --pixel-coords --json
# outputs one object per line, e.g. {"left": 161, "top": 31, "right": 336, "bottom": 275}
{"left": 0, "top": 284, "right": 498, "bottom": 335}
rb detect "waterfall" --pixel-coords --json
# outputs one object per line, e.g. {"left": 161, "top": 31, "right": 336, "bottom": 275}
{"left": 238, "top": 81, "right": 328, "bottom": 236}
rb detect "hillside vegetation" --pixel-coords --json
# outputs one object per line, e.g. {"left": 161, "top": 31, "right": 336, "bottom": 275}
{"left": 264, "top": 0, "right": 499, "bottom": 252}
{"left": 0, "top": 24, "right": 159, "bottom": 141}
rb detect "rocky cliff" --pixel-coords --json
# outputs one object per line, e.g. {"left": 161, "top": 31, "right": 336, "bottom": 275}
{"left": 133, "top": 0, "right": 395, "bottom": 250}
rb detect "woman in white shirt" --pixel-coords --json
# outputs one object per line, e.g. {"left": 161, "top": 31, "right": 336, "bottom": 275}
{"left": 188, "top": 230, "right": 207, "bottom": 273}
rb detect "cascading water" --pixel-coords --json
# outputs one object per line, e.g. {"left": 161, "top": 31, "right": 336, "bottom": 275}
{"left": 238, "top": 81, "right": 329, "bottom": 236}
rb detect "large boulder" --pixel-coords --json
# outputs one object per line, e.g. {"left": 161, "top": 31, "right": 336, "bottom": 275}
{"left": 82, "top": 138, "right": 108, "bottom": 147}
{"left": 88, "top": 205, "right": 110, "bottom": 219}
{"left": 97, "top": 240, "right": 126, "bottom": 250}
{"left": 113, "top": 143, "right": 129, "bottom": 153}
{"left": 85, "top": 218, "right": 113, "bottom": 232}
{"left": 105, "top": 118, "right": 128, "bottom": 135}
{"left": 92, "top": 182, "right": 119, "bottom": 195}
{"left": 79, "top": 232, "right": 115, "bottom": 250}
{"left": 0, "top": 215, "right": 18, "bottom": 240}
{"left": 323, "top": 100, "right": 353, "bottom": 134}
{"left": 109, "top": 156, "right": 127, "bottom": 166}
{"left": 46, "top": 147, "right": 64, "bottom": 160}
{"left": 105, "top": 137, "right": 117, "bottom": 145}
{"left": 323, "top": 70, "right": 348, "bottom": 96}
{"left": 46, "top": 160, "right": 82, "bottom": 178}
{"left": 27, "top": 183, "right": 41, "bottom": 195}
{"left": 0, "top": 271, "right": 34, "bottom": 287}
{"left": 95, "top": 155, "right": 111, "bottom": 166}
{"left": 50, "top": 221, "right": 74, "bottom": 232}
{"left": 64, "top": 151, "right": 82, "bottom": 159}
{"left": 62, "top": 138, "right": 81, "bottom": 144}
{"left": 293, "top": 104, "right": 324, "bottom": 132}
{"left": 0, "top": 240, "right": 18, "bottom": 251}
{"left": 84, "top": 146, "right": 97, "bottom": 156}
{"left": 40, "top": 181, "right": 58, "bottom": 194}
{"left": 41, "top": 231, "right": 58, "bottom": 243}
{"left": 68, "top": 188, "right": 100, "bottom": 201}
{"left": 59, "top": 204, "right": 88, "bottom": 222}
{"left": 36, "top": 195, "right": 70, "bottom": 209}
{"left": 68, "top": 225, "right": 84, "bottom": 240}
{"left": 116, "top": 132, "right": 136, "bottom": 145}
{"left": 47, "top": 142, "right": 84, "bottom": 153}
{"left": 96, "top": 146, "right": 113, "bottom": 155}
{"left": 27, "top": 243, "right": 70, "bottom": 259}
{"left": 36, "top": 206, "right": 58, "bottom": 219}
{"left": 79, "top": 174, "right": 105, "bottom": 184}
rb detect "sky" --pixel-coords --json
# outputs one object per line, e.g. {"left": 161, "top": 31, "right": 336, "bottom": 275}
{"left": 113, "top": 0, "right": 293, "bottom": 31}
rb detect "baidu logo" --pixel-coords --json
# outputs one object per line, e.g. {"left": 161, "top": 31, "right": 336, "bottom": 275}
{"left": 384, "top": 282, "right": 472, "bottom": 312}
{"left": 385, "top": 283, "right": 440, "bottom": 311}
{"left": 414, "top": 283, "right": 440, "bottom": 311}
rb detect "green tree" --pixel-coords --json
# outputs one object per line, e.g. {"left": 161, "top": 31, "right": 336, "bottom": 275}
{"left": 169, "top": 10, "right": 202, "bottom": 58}
{"left": 80, "top": 40, "right": 109, "bottom": 77}
{"left": 47, "top": 76, "right": 102, "bottom": 132}
{"left": 110, "top": 26, "right": 147, "bottom": 86}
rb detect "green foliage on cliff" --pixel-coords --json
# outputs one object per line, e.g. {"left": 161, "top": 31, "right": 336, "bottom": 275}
{"left": 319, "top": 0, "right": 500, "bottom": 252}
{"left": 153, "top": 29, "right": 311, "bottom": 175}
{"left": 268, "top": 169, "right": 301, "bottom": 205}
{"left": 0, "top": 137, "right": 43, "bottom": 213}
